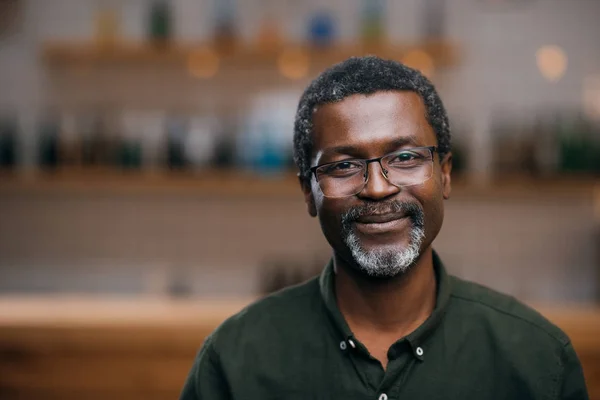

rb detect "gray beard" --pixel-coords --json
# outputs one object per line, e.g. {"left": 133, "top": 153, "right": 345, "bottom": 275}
{"left": 341, "top": 202, "right": 425, "bottom": 278}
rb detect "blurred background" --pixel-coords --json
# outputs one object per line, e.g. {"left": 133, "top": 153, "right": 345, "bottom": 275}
{"left": 0, "top": 0, "right": 599, "bottom": 398}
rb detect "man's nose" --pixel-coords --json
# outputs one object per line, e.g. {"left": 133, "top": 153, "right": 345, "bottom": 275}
{"left": 358, "top": 161, "right": 401, "bottom": 200}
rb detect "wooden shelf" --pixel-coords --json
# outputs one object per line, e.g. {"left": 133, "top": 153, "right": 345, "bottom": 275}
{"left": 41, "top": 40, "right": 460, "bottom": 69}
{"left": 0, "top": 168, "right": 302, "bottom": 198}
{"left": 0, "top": 169, "right": 598, "bottom": 201}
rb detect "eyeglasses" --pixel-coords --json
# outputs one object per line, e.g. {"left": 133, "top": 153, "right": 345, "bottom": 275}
{"left": 310, "top": 146, "right": 438, "bottom": 198}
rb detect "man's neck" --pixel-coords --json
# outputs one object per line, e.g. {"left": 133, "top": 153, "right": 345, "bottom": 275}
{"left": 334, "top": 247, "right": 437, "bottom": 338}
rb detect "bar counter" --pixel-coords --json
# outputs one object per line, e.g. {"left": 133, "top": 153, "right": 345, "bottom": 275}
{"left": 0, "top": 296, "right": 599, "bottom": 399}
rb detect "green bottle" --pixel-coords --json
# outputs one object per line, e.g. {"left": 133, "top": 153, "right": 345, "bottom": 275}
{"left": 361, "top": 0, "right": 385, "bottom": 44}
{"left": 149, "top": 0, "right": 172, "bottom": 44}
{"left": 0, "top": 115, "right": 18, "bottom": 169}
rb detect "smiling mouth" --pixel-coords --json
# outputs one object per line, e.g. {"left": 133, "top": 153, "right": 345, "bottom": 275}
{"left": 354, "top": 214, "right": 411, "bottom": 234}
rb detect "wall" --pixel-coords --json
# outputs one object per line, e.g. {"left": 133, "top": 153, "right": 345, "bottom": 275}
{"left": 0, "top": 189, "right": 597, "bottom": 302}
{"left": 0, "top": 0, "right": 599, "bottom": 301}
{"left": 2, "top": 0, "right": 600, "bottom": 175}
{"left": 441, "top": 0, "right": 600, "bottom": 179}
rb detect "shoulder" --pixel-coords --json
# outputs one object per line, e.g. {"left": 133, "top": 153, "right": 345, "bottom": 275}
{"left": 208, "top": 277, "right": 323, "bottom": 351}
{"left": 448, "top": 275, "right": 570, "bottom": 346}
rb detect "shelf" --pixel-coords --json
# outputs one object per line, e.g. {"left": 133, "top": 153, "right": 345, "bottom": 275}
{"left": 1, "top": 169, "right": 598, "bottom": 201}
{"left": 41, "top": 40, "right": 460, "bottom": 70}
{"left": 0, "top": 168, "right": 302, "bottom": 198}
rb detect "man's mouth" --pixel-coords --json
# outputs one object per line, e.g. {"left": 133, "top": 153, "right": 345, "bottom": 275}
{"left": 355, "top": 212, "right": 408, "bottom": 224}
{"left": 354, "top": 213, "right": 411, "bottom": 234}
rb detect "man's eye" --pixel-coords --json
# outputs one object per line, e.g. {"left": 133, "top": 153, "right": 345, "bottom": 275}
{"left": 391, "top": 152, "right": 421, "bottom": 163}
{"left": 323, "top": 161, "right": 362, "bottom": 174}
{"left": 333, "top": 162, "right": 359, "bottom": 170}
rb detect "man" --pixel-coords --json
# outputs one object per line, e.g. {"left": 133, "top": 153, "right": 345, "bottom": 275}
{"left": 180, "top": 56, "right": 588, "bottom": 399}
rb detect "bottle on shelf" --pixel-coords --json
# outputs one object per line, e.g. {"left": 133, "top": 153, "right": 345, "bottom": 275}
{"left": 37, "top": 111, "right": 60, "bottom": 170}
{"left": 78, "top": 112, "right": 96, "bottom": 167}
{"left": 94, "top": 0, "right": 121, "bottom": 47}
{"left": 256, "top": 0, "right": 282, "bottom": 50}
{"left": 556, "top": 111, "right": 587, "bottom": 173}
{"left": 96, "top": 110, "right": 117, "bottom": 167}
{"left": 139, "top": 110, "right": 166, "bottom": 170}
{"left": 0, "top": 113, "right": 18, "bottom": 170}
{"left": 211, "top": 110, "right": 237, "bottom": 169}
{"left": 184, "top": 112, "right": 219, "bottom": 172}
{"left": 148, "top": 0, "right": 172, "bottom": 46}
{"left": 118, "top": 111, "right": 143, "bottom": 169}
{"left": 77, "top": 109, "right": 117, "bottom": 168}
{"left": 256, "top": 123, "right": 287, "bottom": 175}
{"left": 213, "top": 0, "right": 237, "bottom": 53}
{"left": 165, "top": 114, "right": 189, "bottom": 170}
{"left": 590, "top": 121, "right": 600, "bottom": 174}
{"left": 237, "top": 94, "right": 293, "bottom": 177}
{"left": 360, "top": 0, "right": 385, "bottom": 45}
{"left": 58, "top": 111, "right": 82, "bottom": 167}
{"left": 421, "top": 0, "right": 446, "bottom": 39}
{"left": 307, "top": 9, "right": 336, "bottom": 48}
{"left": 532, "top": 111, "right": 559, "bottom": 178}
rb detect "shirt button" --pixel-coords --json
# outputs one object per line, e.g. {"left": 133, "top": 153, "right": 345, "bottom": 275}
{"left": 378, "top": 393, "right": 388, "bottom": 400}
{"left": 339, "top": 341, "right": 347, "bottom": 350}
{"left": 416, "top": 346, "right": 424, "bottom": 356}
{"left": 348, "top": 339, "right": 356, "bottom": 349}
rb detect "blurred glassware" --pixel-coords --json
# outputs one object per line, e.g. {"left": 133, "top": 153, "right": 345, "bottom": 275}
{"left": 148, "top": 0, "right": 172, "bottom": 45}
{"left": 308, "top": 10, "right": 336, "bottom": 47}
{"left": 450, "top": 140, "right": 467, "bottom": 177}
{"left": 139, "top": 110, "right": 167, "bottom": 169}
{"left": 58, "top": 111, "right": 82, "bottom": 167}
{"left": 256, "top": 0, "right": 283, "bottom": 50}
{"left": 556, "top": 112, "right": 591, "bottom": 173}
{"left": 0, "top": 113, "right": 18, "bottom": 170}
{"left": 165, "top": 114, "right": 188, "bottom": 169}
{"left": 421, "top": 0, "right": 446, "bottom": 38}
{"left": 37, "top": 111, "right": 60, "bottom": 170}
{"left": 118, "top": 111, "right": 143, "bottom": 169}
{"left": 78, "top": 112, "right": 97, "bottom": 167}
{"left": 532, "top": 112, "right": 559, "bottom": 178}
{"left": 78, "top": 109, "right": 116, "bottom": 167}
{"left": 213, "top": 0, "right": 238, "bottom": 53}
{"left": 94, "top": 0, "right": 121, "bottom": 47}
{"left": 184, "top": 113, "right": 219, "bottom": 171}
{"left": 236, "top": 92, "right": 296, "bottom": 175}
{"left": 360, "top": 0, "right": 385, "bottom": 44}
{"left": 211, "top": 110, "right": 238, "bottom": 169}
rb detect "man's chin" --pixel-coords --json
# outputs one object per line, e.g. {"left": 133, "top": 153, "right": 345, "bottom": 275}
{"left": 355, "top": 241, "right": 411, "bottom": 256}
{"left": 349, "top": 246, "right": 420, "bottom": 279}
{"left": 342, "top": 223, "right": 425, "bottom": 279}
{"left": 352, "top": 225, "right": 414, "bottom": 250}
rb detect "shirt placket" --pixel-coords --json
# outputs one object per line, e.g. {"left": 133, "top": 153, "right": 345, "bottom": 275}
{"left": 376, "top": 340, "right": 424, "bottom": 400}
{"left": 339, "top": 336, "right": 384, "bottom": 393}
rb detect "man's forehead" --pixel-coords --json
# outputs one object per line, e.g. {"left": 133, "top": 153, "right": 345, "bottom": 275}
{"left": 311, "top": 91, "right": 434, "bottom": 151}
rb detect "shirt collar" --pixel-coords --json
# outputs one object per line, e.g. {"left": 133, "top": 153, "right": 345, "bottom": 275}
{"left": 319, "top": 250, "right": 452, "bottom": 359}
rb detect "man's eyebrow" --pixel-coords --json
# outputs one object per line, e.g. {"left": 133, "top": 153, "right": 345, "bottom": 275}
{"left": 320, "top": 136, "right": 422, "bottom": 156}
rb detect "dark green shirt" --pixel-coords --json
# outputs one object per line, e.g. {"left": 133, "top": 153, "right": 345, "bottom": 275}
{"left": 180, "top": 252, "right": 588, "bottom": 400}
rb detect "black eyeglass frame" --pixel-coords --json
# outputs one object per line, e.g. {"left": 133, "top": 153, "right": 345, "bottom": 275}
{"left": 308, "top": 145, "right": 439, "bottom": 197}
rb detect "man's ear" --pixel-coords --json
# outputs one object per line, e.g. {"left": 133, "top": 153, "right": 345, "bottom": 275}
{"left": 298, "top": 174, "right": 317, "bottom": 217}
{"left": 440, "top": 152, "right": 452, "bottom": 200}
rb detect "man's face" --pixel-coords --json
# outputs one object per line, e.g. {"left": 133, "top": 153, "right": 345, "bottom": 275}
{"left": 302, "top": 91, "right": 452, "bottom": 278}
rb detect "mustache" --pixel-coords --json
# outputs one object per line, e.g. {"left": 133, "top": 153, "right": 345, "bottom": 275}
{"left": 341, "top": 201, "right": 425, "bottom": 228}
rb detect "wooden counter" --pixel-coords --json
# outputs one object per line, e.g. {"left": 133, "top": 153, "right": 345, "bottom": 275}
{"left": 0, "top": 297, "right": 599, "bottom": 399}
{"left": 0, "top": 297, "right": 252, "bottom": 400}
